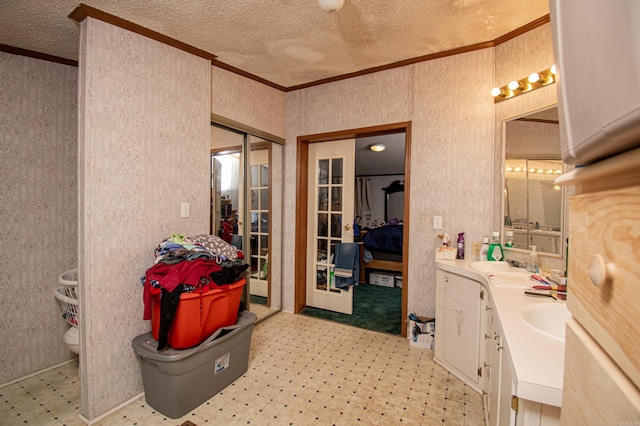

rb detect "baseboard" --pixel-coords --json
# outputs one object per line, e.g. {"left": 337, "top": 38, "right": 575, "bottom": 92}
{"left": 0, "top": 357, "right": 78, "bottom": 389}
{"left": 84, "top": 391, "right": 145, "bottom": 425}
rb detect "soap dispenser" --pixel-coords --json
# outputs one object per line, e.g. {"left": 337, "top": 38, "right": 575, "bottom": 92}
{"left": 527, "top": 245, "right": 539, "bottom": 273}
{"left": 479, "top": 237, "right": 489, "bottom": 261}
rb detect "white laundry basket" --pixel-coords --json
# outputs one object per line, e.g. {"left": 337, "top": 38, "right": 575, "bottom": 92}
{"left": 55, "top": 269, "right": 79, "bottom": 327}
{"left": 58, "top": 268, "right": 78, "bottom": 298}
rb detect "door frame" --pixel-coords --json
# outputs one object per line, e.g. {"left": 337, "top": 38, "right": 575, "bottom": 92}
{"left": 295, "top": 122, "right": 412, "bottom": 337}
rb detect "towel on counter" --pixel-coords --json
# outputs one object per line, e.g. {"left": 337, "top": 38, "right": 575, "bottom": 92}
{"left": 333, "top": 243, "right": 359, "bottom": 289}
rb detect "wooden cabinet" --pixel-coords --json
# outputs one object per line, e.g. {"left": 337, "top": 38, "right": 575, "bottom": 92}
{"left": 435, "top": 269, "right": 483, "bottom": 393}
{"left": 558, "top": 148, "right": 640, "bottom": 424}
{"left": 562, "top": 319, "right": 640, "bottom": 424}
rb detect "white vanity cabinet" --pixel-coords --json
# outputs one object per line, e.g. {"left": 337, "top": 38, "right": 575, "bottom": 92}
{"left": 484, "top": 297, "right": 560, "bottom": 426}
{"left": 435, "top": 261, "right": 562, "bottom": 425}
{"left": 434, "top": 269, "right": 484, "bottom": 393}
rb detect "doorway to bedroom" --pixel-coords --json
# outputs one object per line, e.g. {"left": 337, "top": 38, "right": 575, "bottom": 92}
{"left": 295, "top": 122, "right": 410, "bottom": 337}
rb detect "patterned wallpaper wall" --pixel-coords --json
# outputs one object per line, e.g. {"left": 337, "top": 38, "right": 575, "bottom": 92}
{"left": 212, "top": 67, "right": 286, "bottom": 138}
{"left": 0, "top": 52, "right": 77, "bottom": 385}
{"left": 77, "top": 18, "right": 211, "bottom": 420}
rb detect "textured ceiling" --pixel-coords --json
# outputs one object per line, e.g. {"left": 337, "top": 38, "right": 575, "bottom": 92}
{"left": 0, "top": 0, "right": 549, "bottom": 88}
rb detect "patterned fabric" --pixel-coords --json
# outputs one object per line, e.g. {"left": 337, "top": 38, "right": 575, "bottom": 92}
{"left": 188, "top": 234, "right": 238, "bottom": 261}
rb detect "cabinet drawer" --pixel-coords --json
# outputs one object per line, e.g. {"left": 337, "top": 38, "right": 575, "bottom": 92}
{"left": 568, "top": 184, "right": 640, "bottom": 388}
{"left": 562, "top": 319, "right": 640, "bottom": 425}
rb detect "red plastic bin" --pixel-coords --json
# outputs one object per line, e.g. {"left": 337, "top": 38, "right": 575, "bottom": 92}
{"left": 151, "top": 279, "right": 246, "bottom": 349}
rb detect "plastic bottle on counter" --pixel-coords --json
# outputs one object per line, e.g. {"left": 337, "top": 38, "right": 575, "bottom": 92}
{"left": 527, "top": 246, "right": 539, "bottom": 273}
{"left": 479, "top": 237, "right": 489, "bottom": 261}
{"left": 457, "top": 232, "right": 465, "bottom": 259}
{"left": 505, "top": 230, "right": 514, "bottom": 248}
{"left": 488, "top": 231, "right": 504, "bottom": 261}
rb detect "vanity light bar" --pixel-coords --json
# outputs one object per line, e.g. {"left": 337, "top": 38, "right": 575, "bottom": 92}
{"left": 492, "top": 65, "right": 556, "bottom": 103}
{"left": 505, "top": 167, "right": 562, "bottom": 174}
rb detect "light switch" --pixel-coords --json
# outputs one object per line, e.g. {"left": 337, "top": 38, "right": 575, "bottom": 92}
{"left": 433, "top": 216, "right": 443, "bottom": 229}
{"left": 181, "top": 202, "right": 190, "bottom": 218}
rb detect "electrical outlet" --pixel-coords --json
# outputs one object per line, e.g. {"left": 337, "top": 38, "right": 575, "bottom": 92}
{"left": 472, "top": 241, "right": 481, "bottom": 255}
{"left": 180, "top": 202, "right": 190, "bottom": 218}
{"left": 433, "top": 216, "right": 443, "bottom": 229}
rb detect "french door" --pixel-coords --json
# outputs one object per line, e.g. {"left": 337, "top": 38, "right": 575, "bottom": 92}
{"left": 306, "top": 139, "right": 355, "bottom": 314}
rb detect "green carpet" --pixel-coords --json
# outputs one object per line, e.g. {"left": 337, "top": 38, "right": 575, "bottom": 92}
{"left": 300, "top": 284, "right": 402, "bottom": 335}
{"left": 250, "top": 294, "right": 267, "bottom": 305}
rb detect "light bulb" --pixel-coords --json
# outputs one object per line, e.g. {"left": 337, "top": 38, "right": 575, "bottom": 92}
{"left": 318, "top": 0, "right": 345, "bottom": 13}
{"left": 491, "top": 87, "right": 502, "bottom": 97}
{"left": 550, "top": 64, "right": 557, "bottom": 75}
{"left": 528, "top": 73, "right": 541, "bottom": 83}
{"left": 508, "top": 80, "right": 521, "bottom": 91}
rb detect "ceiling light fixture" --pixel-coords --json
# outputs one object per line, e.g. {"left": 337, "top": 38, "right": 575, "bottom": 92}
{"left": 369, "top": 143, "right": 386, "bottom": 152}
{"left": 318, "top": 0, "right": 345, "bottom": 13}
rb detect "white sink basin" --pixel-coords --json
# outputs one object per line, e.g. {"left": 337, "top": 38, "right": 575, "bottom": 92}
{"left": 488, "top": 271, "right": 532, "bottom": 288}
{"left": 518, "top": 302, "right": 571, "bottom": 343}
{"left": 470, "top": 261, "right": 514, "bottom": 273}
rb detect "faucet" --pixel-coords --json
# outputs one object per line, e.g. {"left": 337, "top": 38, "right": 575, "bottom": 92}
{"left": 506, "top": 259, "right": 526, "bottom": 269}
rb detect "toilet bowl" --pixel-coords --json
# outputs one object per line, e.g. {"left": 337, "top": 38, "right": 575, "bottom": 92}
{"left": 64, "top": 326, "right": 80, "bottom": 354}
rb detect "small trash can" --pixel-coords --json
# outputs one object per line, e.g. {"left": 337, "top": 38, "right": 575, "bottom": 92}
{"left": 132, "top": 310, "right": 257, "bottom": 418}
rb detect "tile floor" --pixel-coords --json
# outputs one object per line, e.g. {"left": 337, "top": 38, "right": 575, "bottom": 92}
{"left": 0, "top": 312, "right": 485, "bottom": 425}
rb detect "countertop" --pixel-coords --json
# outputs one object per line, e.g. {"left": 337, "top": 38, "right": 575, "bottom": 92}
{"left": 436, "top": 259, "right": 566, "bottom": 407}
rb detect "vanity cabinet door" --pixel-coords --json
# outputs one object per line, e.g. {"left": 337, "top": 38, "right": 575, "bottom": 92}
{"left": 435, "top": 269, "right": 482, "bottom": 390}
{"left": 487, "top": 327, "right": 502, "bottom": 425}
{"left": 562, "top": 318, "right": 640, "bottom": 424}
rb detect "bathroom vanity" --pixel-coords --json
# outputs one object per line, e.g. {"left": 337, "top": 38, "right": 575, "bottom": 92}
{"left": 435, "top": 260, "right": 564, "bottom": 426}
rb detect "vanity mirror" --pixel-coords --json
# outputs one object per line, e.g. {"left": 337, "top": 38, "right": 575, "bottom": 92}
{"left": 503, "top": 106, "right": 566, "bottom": 256}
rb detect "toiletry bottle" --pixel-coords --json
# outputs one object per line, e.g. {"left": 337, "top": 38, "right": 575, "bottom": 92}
{"left": 479, "top": 237, "right": 489, "bottom": 261}
{"left": 457, "top": 232, "right": 465, "bottom": 259}
{"left": 488, "top": 231, "right": 504, "bottom": 261}
{"left": 527, "top": 245, "right": 539, "bottom": 273}
{"left": 505, "top": 230, "right": 514, "bottom": 248}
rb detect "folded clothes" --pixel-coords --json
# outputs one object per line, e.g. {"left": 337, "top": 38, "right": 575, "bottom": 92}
{"left": 333, "top": 243, "right": 359, "bottom": 289}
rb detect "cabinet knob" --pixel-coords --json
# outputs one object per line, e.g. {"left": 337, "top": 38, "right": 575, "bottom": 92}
{"left": 588, "top": 254, "right": 616, "bottom": 287}
{"left": 444, "top": 276, "right": 448, "bottom": 283}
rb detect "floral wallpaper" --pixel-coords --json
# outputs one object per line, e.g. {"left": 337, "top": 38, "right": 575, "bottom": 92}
{"left": 0, "top": 52, "right": 77, "bottom": 385}
{"left": 77, "top": 18, "right": 211, "bottom": 420}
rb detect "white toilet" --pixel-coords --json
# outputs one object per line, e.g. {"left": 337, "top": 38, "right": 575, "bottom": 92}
{"left": 55, "top": 269, "right": 80, "bottom": 355}
{"left": 64, "top": 326, "right": 80, "bottom": 354}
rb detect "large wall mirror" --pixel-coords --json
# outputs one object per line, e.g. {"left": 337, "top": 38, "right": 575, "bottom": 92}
{"left": 211, "top": 123, "right": 283, "bottom": 322}
{"left": 503, "top": 105, "right": 569, "bottom": 257}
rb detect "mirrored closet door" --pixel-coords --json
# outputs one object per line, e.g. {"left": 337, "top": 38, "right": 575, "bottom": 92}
{"left": 210, "top": 124, "right": 283, "bottom": 322}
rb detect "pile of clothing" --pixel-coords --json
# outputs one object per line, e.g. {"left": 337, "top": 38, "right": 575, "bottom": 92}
{"left": 141, "top": 234, "right": 249, "bottom": 350}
